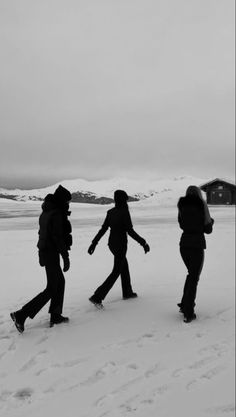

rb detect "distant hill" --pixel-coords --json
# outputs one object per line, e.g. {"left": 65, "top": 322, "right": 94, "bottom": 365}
{"left": 0, "top": 176, "right": 207, "bottom": 205}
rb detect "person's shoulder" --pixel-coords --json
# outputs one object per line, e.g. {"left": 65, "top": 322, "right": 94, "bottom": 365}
{"left": 178, "top": 195, "right": 203, "bottom": 209}
{"left": 107, "top": 207, "right": 115, "bottom": 215}
{"left": 107, "top": 206, "right": 126, "bottom": 213}
{"left": 107, "top": 206, "right": 129, "bottom": 218}
{"left": 177, "top": 196, "right": 185, "bottom": 207}
{"left": 118, "top": 206, "right": 130, "bottom": 215}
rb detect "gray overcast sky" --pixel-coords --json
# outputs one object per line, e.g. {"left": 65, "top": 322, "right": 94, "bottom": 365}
{"left": 0, "top": 0, "right": 235, "bottom": 188}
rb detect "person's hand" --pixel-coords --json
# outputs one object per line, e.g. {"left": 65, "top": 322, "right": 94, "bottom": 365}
{"left": 143, "top": 243, "right": 150, "bottom": 254}
{"left": 88, "top": 243, "right": 96, "bottom": 255}
{"left": 63, "top": 257, "right": 70, "bottom": 272}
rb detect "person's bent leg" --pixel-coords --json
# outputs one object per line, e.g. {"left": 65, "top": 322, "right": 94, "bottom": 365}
{"left": 46, "top": 254, "right": 65, "bottom": 316}
{"left": 21, "top": 288, "right": 51, "bottom": 319}
{"left": 11, "top": 273, "right": 51, "bottom": 332}
{"left": 121, "top": 257, "right": 135, "bottom": 298}
{"left": 186, "top": 249, "right": 204, "bottom": 314}
{"left": 180, "top": 247, "right": 204, "bottom": 317}
{"left": 45, "top": 254, "right": 68, "bottom": 325}
{"left": 93, "top": 252, "right": 124, "bottom": 301}
{"left": 180, "top": 247, "right": 191, "bottom": 311}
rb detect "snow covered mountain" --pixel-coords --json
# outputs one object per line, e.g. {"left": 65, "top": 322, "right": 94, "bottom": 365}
{"left": 0, "top": 176, "right": 206, "bottom": 205}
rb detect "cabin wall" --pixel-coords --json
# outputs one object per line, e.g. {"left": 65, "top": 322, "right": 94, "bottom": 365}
{"left": 201, "top": 181, "right": 236, "bottom": 205}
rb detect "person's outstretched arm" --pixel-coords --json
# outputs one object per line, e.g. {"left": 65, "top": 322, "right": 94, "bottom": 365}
{"left": 88, "top": 213, "right": 109, "bottom": 254}
{"left": 125, "top": 211, "right": 150, "bottom": 253}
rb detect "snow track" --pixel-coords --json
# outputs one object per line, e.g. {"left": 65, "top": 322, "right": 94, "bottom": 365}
{"left": 0, "top": 204, "right": 234, "bottom": 417}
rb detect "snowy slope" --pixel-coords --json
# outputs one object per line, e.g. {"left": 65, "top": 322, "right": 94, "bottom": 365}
{"left": 0, "top": 204, "right": 235, "bottom": 417}
{"left": 0, "top": 176, "right": 206, "bottom": 204}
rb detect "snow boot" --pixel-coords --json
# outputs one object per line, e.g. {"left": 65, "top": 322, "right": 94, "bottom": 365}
{"left": 50, "top": 314, "right": 69, "bottom": 327}
{"left": 10, "top": 311, "right": 26, "bottom": 333}
{"left": 177, "top": 303, "right": 184, "bottom": 313}
{"left": 89, "top": 296, "right": 104, "bottom": 309}
{"left": 183, "top": 313, "right": 197, "bottom": 323}
{"left": 123, "top": 292, "right": 138, "bottom": 300}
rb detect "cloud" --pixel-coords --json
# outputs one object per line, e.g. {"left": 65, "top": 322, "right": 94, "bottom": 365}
{"left": 0, "top": 0, "right": 234, "bottom": 187}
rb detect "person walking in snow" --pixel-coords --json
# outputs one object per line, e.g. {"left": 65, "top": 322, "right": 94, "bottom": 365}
{"left": 177, "top": 185, "right": 214, "bottom": 323}
{"left": 88, "top": 190, "right": 150, "bottom": 308}
{"left": 10, "top": 185, "right": 73, "bottom": 332}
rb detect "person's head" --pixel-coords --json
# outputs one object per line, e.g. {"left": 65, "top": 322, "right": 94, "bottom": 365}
{"left": 44, "top": 193, "right": 55, "bottom": 203}
{"left": 54, "top": 185, "right": 71, "bottom": 210}
{"left": 186, "top": 185, "right": 203, "bottom": 200}
{"left": 114, "top": 189, "right": 128, "bottom": 208}
{"left": 42, "top": 193, "right": 56, "bottom": 211}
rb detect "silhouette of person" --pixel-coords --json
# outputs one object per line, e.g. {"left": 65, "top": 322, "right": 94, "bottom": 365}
{"left": 88, "top": 190, "right": 150, "bottom": 308}
{"left": 10, "top": 185, "right": 72, "bottom": 332}
{"left": 177, "top": 185, "right": 214, "bottom": 322}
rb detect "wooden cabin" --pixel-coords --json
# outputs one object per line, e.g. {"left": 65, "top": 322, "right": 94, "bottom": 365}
{"left": 200, "top": 178, "right": 236, "bottom": 205}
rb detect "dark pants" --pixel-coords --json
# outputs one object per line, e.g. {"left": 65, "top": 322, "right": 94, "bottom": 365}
{"left": 94, "top": 246, "right": 133, "bottom": 301}
{"left": 21, "top": 252, "right": 65, "bottom": 319}
{"left": 180, "top": 246, "right": 204, "bottom": 317}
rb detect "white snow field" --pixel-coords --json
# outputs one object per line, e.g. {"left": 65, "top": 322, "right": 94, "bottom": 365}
{"left": 0, "top": 199, "right": 235, "bottom": 417}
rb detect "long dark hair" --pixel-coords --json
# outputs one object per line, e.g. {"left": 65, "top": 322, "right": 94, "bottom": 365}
{"left": 185, "top": 185, "right": 211, "bottom": 225}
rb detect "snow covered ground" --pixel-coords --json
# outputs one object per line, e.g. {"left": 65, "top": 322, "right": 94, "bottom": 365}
{"left": 0, "top": 200, "right": 235, "bottom": 417}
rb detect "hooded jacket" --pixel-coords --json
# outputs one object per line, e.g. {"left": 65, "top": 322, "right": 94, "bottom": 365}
{"left": 37, "top": 193, "right": 72, "bottom": 259}
{"left": 178, "top": 195, "right": 213, "bottom": 249}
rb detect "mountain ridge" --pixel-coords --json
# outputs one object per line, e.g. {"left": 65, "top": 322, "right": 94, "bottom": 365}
{"left": 0, "top": 176, "right": 209, "bottom": 205}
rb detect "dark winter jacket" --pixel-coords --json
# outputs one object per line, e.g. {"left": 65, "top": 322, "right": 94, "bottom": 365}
{"left": 37, "top": 195, "right": 72, "bottom": 261}
{"left": 92, "top": 207, "right": 146, "bottom": 251}
{"left": 178, "top": 195, "right": 213, "bottom": 249}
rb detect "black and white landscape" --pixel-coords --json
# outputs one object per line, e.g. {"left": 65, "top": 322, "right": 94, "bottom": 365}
{"left": 0, "top": 0, "right": 234, "bottom": 415}
{"left": 0, "top": 179, "right": 235, "bottom": 417}
{"left": 0, "top": 175, "right": 206, "bottom": 203}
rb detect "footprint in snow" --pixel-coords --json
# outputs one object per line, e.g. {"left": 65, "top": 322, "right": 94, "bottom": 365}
{"left": 172, "top": 347, "right": 227, "bottom": 379}
{"left": 14, "top": 387, "right": 34, "bottom": 401}
{"left": 0, "top": 388, "right": 34, "bottom": 405}
{"left": 0, "top": 334, "right": 11, "bottom": 340}
{"left": 81, "top": 361, "right": 117, "bottom": 386}
{"left": 137, "top": 333, "right": 158, "bottom": 347}
{"left": 199, "top": 342, "right": 228, "bottom": 357}
{"left": 144, "top": 363, "right": 164, "bottom": 378}
{"left": 0, "top": 390, "right": 12, "bottom": 401}
{"left": 137, "top": 384, "right": 171, "bottom": 407}
{"left": 94, "top": 362, "right": 164, "bottom": 409}
{"left": 204, "top": 308, "right": 233, "bottom": 322}
{"left": 186, "top": 365, "right": 226, "bottom": 390}
{"left": 8, "top": 340, "right": 16, "bottom": 352}
{"left": 35, "top": 334, "right": 49, "bottom": 345}
{"left": 188, "top": 356, "right": 216, "bottom": 370}
{"left": 106, "top": 332, "right": 158, "bottom": 350}
{"left": 118, "top": 384, "right": 171, "bottom": 414}
{"left": 19, "top": 350, "right": 47, "bottom": 372}
{"left": 172, "top": 368, "right": 183, "bottom": 378}
{"left": 35, "top": 356, "right": 89, "bottom": 376}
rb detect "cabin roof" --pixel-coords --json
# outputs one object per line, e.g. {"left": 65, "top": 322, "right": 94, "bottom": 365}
{"left": 200, "top": 178, "right": 236, "bottom": 189}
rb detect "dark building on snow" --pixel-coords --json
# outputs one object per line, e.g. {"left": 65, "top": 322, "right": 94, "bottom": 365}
{"left": 200, "top": 178, "right": 236, "bottom": 205}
